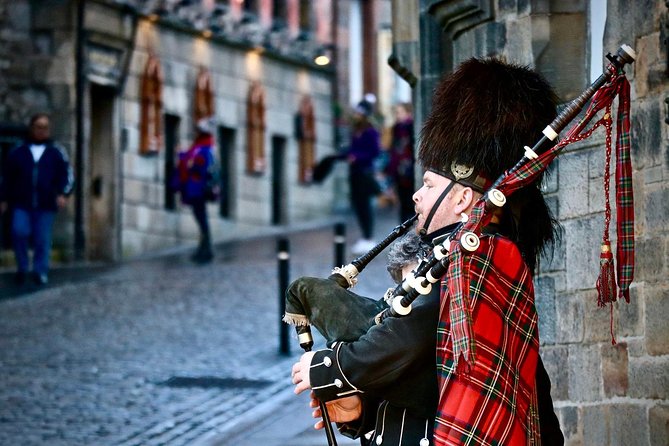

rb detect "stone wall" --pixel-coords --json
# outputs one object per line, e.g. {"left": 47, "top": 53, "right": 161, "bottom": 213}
{"left": 411, "top": 0, "right": 669, "bottom": 444}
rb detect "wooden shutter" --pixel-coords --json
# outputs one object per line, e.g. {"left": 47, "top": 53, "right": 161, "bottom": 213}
{"left": 194, "top": 66, "right": 215, "bottom": 124}
{"left": 246, "top": 81, "right": 266, "bottom": 174}
{"left": 297, "top": 95, "right": 316, "bottom": 183}
{"left": 139, "top": 54, "right": 163, "bottom": 155}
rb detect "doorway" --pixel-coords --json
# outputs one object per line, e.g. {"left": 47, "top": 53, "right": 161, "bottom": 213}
{"left": 271, "top": 135, "right": 287, "bottom": 225}
{"left": 164, "top": 114, "right": 180, "bottom": 211}
{"left": 0, "top": 123, "right": 28, "bottom": 250}
{"left": 217, "top": 126, "right": 235, "bottom": 219}
{"left": 88, "top": 84, "right": 117, "bottom": 261}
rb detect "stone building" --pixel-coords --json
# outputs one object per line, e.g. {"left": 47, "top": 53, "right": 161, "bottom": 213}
{"left": 0, "top": 0, "right": 401, "bottom": 264}
{"left": 0, "top": 0, "right": 344, "bottom": 263}
{"left": 389, "top": 1, "right": 668, "bottom": 444}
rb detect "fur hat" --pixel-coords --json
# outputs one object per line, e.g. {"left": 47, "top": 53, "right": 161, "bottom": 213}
{"left": 418, "top": 58, "right": 559, "bottom": 191}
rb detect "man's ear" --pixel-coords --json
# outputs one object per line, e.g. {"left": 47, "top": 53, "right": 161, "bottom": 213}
{"left": 453, "top": 186, "right": 477, "bottom": 215}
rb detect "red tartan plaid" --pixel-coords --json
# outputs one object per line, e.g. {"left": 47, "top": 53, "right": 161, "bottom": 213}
{"left": 614, "top": 77, "right": 634, "bottom": 302}
{"left": 436, "top": 235, "right": 540, "bottom": 446}
{"left": 435, "top": 70, "right": 634, "bottom": 444}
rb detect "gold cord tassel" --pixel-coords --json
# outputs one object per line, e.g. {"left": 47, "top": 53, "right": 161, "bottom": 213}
{"left": 596, "top": 242, "right": 616, "bottom": 307}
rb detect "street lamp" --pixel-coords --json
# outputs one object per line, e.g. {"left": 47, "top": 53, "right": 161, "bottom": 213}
{"left": 314, "top": 54, "right": 330, "bottom": 66}
{"left": 313, "top": 44, "right": 334, "bottom": 66}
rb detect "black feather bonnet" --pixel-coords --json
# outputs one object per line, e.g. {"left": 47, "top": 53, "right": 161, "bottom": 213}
{"left": 418, "top": 58, "right": 559, "bottom": 189}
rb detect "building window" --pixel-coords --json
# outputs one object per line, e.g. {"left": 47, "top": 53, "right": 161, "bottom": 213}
{"left": 164, "top": 114, "right": 181, "bottom": 211}
{"left": 246, "top": 81, "right": 266, "bottom": 174}
{"left": 273, "top": 0, "right": 287, "bottom": 28}
{"left": 194, "top": 66, "right": 215, "bottom": 124}
{"left": 299, "top": 0, "right": 310, "bottom": 33}
{"left": 243, "top": 0, "right": 258, "bottom": 13}
{"left": 296, "top": 95, "right": 316, "bottom": 183}
{"left": 139, "top": 54, "right": 163, "bottom": 155}
{"left": 313, "top": 0, "right": 332, "bottom": 44}
{"left": 286, "top": 0, "right": 299, "bottom": 36}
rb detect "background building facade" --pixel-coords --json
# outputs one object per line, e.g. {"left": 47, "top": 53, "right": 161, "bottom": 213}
{"left": 0, "top": 0, "right": 343, "bottom": 261}
{"left": 0, "top": 0, "right": 403, "bottom": 263}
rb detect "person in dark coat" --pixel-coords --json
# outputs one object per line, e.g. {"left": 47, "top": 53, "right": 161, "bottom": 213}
{"left": 0, "top": 113, "right": 73, "bottom": 285}
{"left": 347, "top": 97, "right": 382, "bottom": 255}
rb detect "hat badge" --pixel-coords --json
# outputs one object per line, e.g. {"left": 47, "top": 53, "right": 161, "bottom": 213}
{"left": 450, "top": 162, "right": 475, "bottom": 181}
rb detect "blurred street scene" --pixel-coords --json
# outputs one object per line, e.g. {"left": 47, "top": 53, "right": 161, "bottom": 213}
{"left": 1, "top": 1, "right": 668, "bottom": 445}
{"left": 0, "top": 208, "right": 399, "bottom": 446}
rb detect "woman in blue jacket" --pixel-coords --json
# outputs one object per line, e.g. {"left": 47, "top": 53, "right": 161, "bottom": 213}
{"left": 174, "top": 118, "right": 217, "bottom": 263}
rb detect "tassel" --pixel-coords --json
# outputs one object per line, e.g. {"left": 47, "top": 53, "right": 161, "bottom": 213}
{"left": 596, "top": 242, "right": 618, "bottom": 345}
{"left": 596, "top": 242, "right": 616, "bottom": 307}
{"left": 282, "top": 312, "right": 310, "bottom": 326}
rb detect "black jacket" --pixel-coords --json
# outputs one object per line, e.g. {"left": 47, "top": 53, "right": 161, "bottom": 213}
{"left": 0, "top": 140, "right": 73, "bottom": 211}
{"left": 310, "top": 285, "right": 439, "bottom": 446}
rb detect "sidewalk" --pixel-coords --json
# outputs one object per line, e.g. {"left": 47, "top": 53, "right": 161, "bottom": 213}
{"left": 0, "top": 205, "right": 405, "bottom": 446}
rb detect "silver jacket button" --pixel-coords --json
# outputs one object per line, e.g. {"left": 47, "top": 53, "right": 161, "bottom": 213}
{"left": 323, "top": 356, "right": 332, "bottom": 367}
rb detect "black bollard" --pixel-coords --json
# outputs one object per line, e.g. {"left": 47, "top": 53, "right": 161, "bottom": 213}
{"left": 334, "top": 222, "right": 346, "bottom": 268}
{"left": 277, "top": 237, "right": 290, "bottom": 355}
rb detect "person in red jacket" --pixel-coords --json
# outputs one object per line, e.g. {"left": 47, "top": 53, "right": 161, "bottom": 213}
{"left": 0, "top": 113, "right": 73, "bottom": 285}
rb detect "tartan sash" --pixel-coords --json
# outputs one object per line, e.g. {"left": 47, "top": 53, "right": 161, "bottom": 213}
{"left": 441, "top": 71, "right": 633, "bottom": 372}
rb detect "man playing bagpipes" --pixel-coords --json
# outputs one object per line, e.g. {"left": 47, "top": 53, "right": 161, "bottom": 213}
{"left": 288, "top": 58, "right": 568, "bottom": 445}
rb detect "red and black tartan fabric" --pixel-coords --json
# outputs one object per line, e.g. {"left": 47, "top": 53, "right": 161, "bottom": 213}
{"left": 435, "top": 234, "right": 540, "bottom": 446}
{"left": 434, "top": 70, "right": 633, "bottom": 445}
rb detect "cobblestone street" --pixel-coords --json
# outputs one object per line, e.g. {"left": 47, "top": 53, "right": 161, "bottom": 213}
{"left": 0, "top": 210, "right": 399, "bottom": 446}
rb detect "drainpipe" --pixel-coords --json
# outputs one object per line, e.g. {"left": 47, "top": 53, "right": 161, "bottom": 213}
{"left": 74, "top": 0, "right": 85, "bottom": 260}
{"left": 331, "top": 0, "right": 340, "bottom": 150}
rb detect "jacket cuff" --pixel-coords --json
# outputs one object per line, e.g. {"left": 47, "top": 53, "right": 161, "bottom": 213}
{"left": 309, "top": 342, "right": 362, "bottom": 402}
{"left": 336, "top": 394, "right": 377, "bottom": 440}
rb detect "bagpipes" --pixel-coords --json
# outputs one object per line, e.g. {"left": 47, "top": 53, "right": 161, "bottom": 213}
{"left": 283, "top": 216, "right": 417, "bottom": 446}
{"left": 284, "top": 44, "right": 636, "bottom": 446}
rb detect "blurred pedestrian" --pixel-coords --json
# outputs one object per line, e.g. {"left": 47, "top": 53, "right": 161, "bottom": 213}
{"left": 173, "top": 117, "right": 218, "bottom": 263}
{"left": 0, "top": 113, "right": 73, "bottom": 285}
{"left": 346, "top": 96, "right": 381, "bottom": 255}
{"left": 384, "top": 102, "right": 415, "bottom": 223}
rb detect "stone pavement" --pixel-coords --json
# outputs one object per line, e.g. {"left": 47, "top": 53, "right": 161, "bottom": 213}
{"left": 0, "top": 206, "right": 403, "bottom": 446}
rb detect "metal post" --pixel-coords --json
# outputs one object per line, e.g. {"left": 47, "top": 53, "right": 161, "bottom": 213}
{"left": 277, "top": 237, "right": 290, "bottom": 355}
{"left": 334, "top": 222, "right": 346, "bottom": 268}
